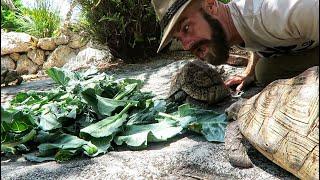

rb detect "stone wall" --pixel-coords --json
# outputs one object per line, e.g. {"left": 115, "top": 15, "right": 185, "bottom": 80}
{"left": 1, "top": 30, "right": 114, "bottom": 77}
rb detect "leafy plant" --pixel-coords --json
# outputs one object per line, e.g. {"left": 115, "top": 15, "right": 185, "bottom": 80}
{"left": 1, "top": 0, "right": 24, "bottom": 31}
{"left": 1, "top": 67, "right": 227, "bottom": 162}
{"left": 76, "top": 0, "right": 161, "bottom": 61}
{"left": 14, "top": 0, "right": 62, "bottom": 38}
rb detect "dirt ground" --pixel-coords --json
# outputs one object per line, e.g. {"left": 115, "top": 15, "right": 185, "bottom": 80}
{"left": 1, "top": 50, "right": 297, "bottom": 180}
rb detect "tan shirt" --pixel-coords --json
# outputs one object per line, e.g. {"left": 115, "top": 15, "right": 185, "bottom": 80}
{"left": 228, "top": 0, "right": 319, "bottom": 57}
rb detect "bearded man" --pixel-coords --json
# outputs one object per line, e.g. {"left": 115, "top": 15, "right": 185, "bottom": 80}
{"left": 152, "top": 0, "right": 319, "bottom": 91}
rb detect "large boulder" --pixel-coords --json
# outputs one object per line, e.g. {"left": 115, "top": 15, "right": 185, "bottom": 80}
{"left": 68, "top": 33, "right": 88, "bottom": 49}
{"left": 1, "top": 56, "right": 16, "bottom": 70}
{"left": 37, "top": 38, "right": 57, "bottom": 50}
{"left": 1, "top": 32, "right": 38, "bottom": 55}
{"left": 15, "top": 55, "right": 38, "bottom": 74}
{"left": 43, "top": 45, "right": 76, "bottom": 69}
{"left": 63, "top": 42, "right": 114, "bottom": 72}
{"left": 27, "top": 49, "right": 45, "bottom": 65}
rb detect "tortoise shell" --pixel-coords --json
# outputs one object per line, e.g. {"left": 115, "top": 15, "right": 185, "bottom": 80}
{"left": 232, "top": 66, "right": 319, "bottom": 179}
{"left": 168, "top": 60, "right": 230, "bottom": 104}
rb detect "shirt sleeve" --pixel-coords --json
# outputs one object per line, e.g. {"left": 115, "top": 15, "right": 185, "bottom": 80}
{"left": 261, "top": 0, "right": 319, "bottom": 44}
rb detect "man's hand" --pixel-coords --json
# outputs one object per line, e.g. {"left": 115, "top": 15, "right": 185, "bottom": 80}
{"left": 224, "top": 51, "right": 259, "bottom": 91}
{"left": 224, "top": 73, "right": 255, "bottom": 91}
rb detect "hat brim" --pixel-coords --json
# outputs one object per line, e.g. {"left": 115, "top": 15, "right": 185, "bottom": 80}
{"left": 157, "top": 0, "right": 193, "bottom": 53}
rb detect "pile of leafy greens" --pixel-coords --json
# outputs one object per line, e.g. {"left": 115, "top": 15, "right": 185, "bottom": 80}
{"left": 1, "top": 67, "right": 227, "bottom": 162}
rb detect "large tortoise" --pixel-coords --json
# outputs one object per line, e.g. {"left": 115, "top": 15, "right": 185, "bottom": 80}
{"left": 168, "top": 60, "right": 230, "bottom": 106}
{"left": 225, "top": 66, "right": 319, "bottom": 179}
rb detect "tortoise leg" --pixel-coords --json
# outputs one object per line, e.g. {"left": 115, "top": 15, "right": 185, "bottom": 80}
{"left": 225, "top": 121, "right": 253, "bottom": 168}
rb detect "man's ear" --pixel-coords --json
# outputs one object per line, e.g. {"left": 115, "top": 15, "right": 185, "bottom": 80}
{"left": 203, "top": 0, "right": 219, "bottom": 15}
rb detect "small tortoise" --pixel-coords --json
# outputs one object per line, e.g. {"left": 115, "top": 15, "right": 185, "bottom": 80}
{"left": 168, "top": 60, "right": 230, "bottom": 106}
{"left": 225, "top": 66, "right": 319, "bottom": 179}
{"left": 1, "top": 68, "right": 23, "bottom": 86}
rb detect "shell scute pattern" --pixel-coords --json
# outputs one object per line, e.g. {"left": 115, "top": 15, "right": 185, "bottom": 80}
{"left": 234, "top": 66, "right": 319, "bottom": 179}
{"left": 168, "top": 60, "right": 230, "bottom": 105}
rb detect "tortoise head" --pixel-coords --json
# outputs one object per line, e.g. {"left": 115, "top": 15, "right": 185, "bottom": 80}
{"left": 225, "top": 98, "right": 246, "bottom": 121}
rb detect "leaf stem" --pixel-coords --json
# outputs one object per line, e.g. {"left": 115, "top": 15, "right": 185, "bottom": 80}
{"left": 158, "top": 112, "right": 180, "bottom": 121}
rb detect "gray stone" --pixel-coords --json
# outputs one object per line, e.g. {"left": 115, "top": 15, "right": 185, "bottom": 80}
{"left": 43, "top": 45, "right": 76, "bottom": 69}
{"left": 37, "top": 38, "right": 57, "bottom": 50}
{"left": 1, "top": 32, "right": 38, "bottom": 55}
{"left": 15, "top": 55, "right": 38, "bottom": 74}
{"left": 27, "top": 49, "right": 45, "bottom": 65}
{"left": 1, "top": 56, "right": 16, "bottom": 70}
{"left": 54, "top": 34, "right": 69, "bottom": 45}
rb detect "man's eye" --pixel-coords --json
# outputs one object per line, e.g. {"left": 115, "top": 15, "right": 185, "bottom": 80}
{"left": 183, "top": 25, "right": 189, "bottom": 33}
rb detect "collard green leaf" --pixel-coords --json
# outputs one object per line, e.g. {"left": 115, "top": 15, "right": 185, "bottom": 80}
{"left": 114, "top": 83, "right": 138, "bottom": 100}
{"left": 90, "top": 136, "right": 113, "bottom": 156}
{"left": 39, "top": 112, "right": 61, "bottom": 131}
{"left": 114, "top": 120, "right": 183, "bottom": 148}
{"left": 23, "top": 153, "right": 55, "bottom": 162}
{"left": 1, "top": 143, "right": 16, "bottom": 154}
{"left": 96, "top": 95, "right": 127, "bottom": 116}
{"left": 187, "top": 113, "right": 227, "bottom": 142}
{"left": 38, "top": 134, "right": 97, "bottom": 157}
{"left": 55, "top": 149, "right": 78, "bottom": 162}
{"left": 1, "top": 106, "right": 15, "bottom": 123}
{"left": 127, "top": 100, "right": 167, "bottom": 125}
{"left": 80, "top": 113, "right": 128, "bottom": 138}
{"left": 46, "top": 67, "right": 77, "bottom": 87}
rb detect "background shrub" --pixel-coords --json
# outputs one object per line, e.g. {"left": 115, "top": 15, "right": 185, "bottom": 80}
{"left": 15, "top": 0, "right": 62, "bottom": 38}
{"left": 76, "top": 0, "right": 161, "bottom": 62}
{"left": 1, "top": 0, "right": 61, "bottom": 38}
{"left": 1, "top": 0, "right": 24, "bottom": 31}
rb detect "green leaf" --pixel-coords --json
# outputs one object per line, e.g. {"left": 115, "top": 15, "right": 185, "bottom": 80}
{"left": 188, "top": 113, "right": 227, "bottom": 142}
{"left": 46, "top": 67, "right": 77, "bottom": 87}
{"left": 114, "top": 83, "right": 138, "bottom": 100}
{"left": 90, "top": 136, "right": 113, "bottom": 156}
{"left": 127, "top": 99, "right": 166, "bottom": 125}
{"left": 55, "top": 149, "right": 78, "bottom": 162}
{"left": 114, "top": 120, "right": 183, "bottom": 148}
{"left": 23, "top": 153, "right": 55, "bottom": 162}
{"left": 39, "top": 112, "right": 61, "bottom": 131}
{"left": 1, "top": 143, "right": 16, "bottom": 154}
{"left": 80, "top": 113, "right": 128, "bottom": 138}
{"left": 1, "top": 106, "right": 14, "bottom": 123}
{"left": 96, "top": 95, "right": 127, "bottom": 116}
{"left": 38, "top": 134, "right": 97, "bottom": 157}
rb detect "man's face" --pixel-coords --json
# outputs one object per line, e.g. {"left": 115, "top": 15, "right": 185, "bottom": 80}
{"left": 173, "top": 7, "right": 230, "bottom": 65}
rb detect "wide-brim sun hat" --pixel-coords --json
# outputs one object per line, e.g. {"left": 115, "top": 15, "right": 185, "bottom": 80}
{"left": 152, "top": 0, "right": 193, "bottom": 53}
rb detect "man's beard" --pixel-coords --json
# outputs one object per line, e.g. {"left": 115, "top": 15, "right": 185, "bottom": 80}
{"left": 191, "top": 9, "right": 230, "bottom": 65}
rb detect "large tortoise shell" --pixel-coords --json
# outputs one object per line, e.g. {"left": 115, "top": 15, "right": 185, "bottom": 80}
{"left": 235, "top": 66, "right": 319, "bottom": 179}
